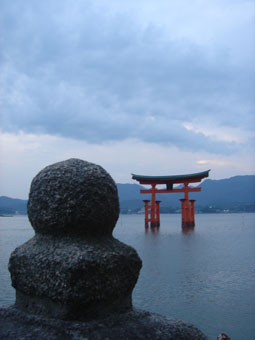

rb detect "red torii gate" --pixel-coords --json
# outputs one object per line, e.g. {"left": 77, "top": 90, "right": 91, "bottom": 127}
{"left": 132, "top": 170, "right": 210, "bottom": 229}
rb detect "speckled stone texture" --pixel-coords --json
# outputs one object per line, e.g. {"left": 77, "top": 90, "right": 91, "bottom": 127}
{"left": 9, "top": 235, "right": 141, "bottom": 320}
{"left": 9, "top": 158, "right": 141, "bottom": 319}
{"left": 0, "top": 308, "right": 207, "bottom": 340}
{"left": 2, "top": 158, "right": 208, "bottom": 339}
{"left": 27, "top": 158, "right": 119, "bottom": 236}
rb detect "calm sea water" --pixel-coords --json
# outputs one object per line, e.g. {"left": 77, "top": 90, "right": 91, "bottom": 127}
{"left": 0, "top": 214, "right": 254, "bottom": 340}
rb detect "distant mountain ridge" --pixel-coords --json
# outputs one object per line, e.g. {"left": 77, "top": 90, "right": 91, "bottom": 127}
{"left": 0, "top": 196, "right": 27, "bottom": 215}
{"left": 193, "top": 176, "right": 255, "bottom": 205}
{"left": 118, "top": 175, "right": 255, "bottom": 213}
{"left": 0, "top": 175, "right": 254, "bottom": 215}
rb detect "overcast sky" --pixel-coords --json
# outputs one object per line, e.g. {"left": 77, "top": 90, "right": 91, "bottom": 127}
{"left": 0, "top": 0, "right": 254, "bottom": 199}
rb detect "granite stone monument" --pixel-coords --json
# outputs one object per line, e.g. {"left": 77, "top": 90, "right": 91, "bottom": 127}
{"left": 0, "top": 158, "right": 207, "bottom": 339}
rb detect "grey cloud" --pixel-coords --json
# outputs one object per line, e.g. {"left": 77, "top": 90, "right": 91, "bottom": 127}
{"left": 0, "top": 0, "right": 253, "bottom": 153}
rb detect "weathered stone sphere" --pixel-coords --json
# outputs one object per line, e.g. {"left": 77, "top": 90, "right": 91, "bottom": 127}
{"left": 27, "top": 158, "right": 119, "bottom": 236}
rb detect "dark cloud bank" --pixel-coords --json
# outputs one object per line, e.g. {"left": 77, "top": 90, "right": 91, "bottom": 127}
{"left": 0, "top": 0, "right": 253, "bottom": 154}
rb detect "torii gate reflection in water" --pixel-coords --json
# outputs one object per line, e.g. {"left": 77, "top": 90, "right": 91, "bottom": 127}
{"left": 132, "top": 170, "right": 210, "bottom": 229}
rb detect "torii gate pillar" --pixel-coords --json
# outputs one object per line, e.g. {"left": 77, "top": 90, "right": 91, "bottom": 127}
{"left": 143, "top": 200, "right": 150, "bottom": 228}
{"left": 143, "top": 199, "right": 161, "bottom": 228}
{"left": 156, "top": 201, "right": 161, "bottom": 227}
{"left": 180, "top": 199, "right": 196, "bottom": 228}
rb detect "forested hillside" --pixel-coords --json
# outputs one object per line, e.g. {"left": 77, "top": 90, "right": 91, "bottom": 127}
{"left": 1, "top": 175, "right": 254, "bottom": 215}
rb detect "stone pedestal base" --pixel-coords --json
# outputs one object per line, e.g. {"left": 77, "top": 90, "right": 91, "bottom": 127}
{"left": 0, "top": 307, "right": 208, "bottom": 340}
{"left": 15, "top": 291, "right": 132, "bottom": 321}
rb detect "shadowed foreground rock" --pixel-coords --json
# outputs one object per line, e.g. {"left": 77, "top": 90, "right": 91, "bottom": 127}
{"left": 0, "top": 159, "right": 207, "bottom": 339}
